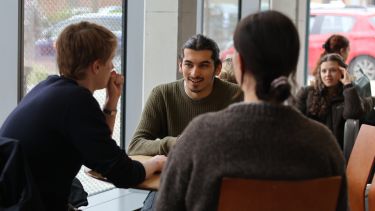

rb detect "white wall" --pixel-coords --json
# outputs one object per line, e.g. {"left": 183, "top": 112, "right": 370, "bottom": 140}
{"left": 125, "top": 0, "right": 145, "bottom": 148}
{"left": 143, "top": 0, "right": 179, "bottom": 104}
{"left": 0, "top": 0, "right": 19, "bottom": 126}
{"left": 271, "top": 0, "right": 308, "bottom": 89}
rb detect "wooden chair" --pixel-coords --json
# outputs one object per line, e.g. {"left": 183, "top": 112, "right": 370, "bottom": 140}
{"left": 347, "top": 124, "right": 375, "bottom": 211}
{"left": 217, "top": 176, "right": 342, "bottom": 211}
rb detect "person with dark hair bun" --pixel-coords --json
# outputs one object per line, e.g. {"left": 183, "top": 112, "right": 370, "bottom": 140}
{"left": 296, "top": 53, "right": 374, "bottom": 149}
{"left": 312, "top": 34, "right": 349, "bottom": 75}
{"left": 156, "top": 11, "right": 347, "bottom": 211}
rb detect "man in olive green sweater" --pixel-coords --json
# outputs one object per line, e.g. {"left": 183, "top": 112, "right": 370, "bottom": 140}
{"left": 128, "top": 34, "right": 242, "bottom": 157}
{"left": 127, "top": 34, "right": 242, "bottom": 211}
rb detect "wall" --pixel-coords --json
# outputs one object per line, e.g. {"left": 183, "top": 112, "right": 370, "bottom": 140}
{"left": 0, "top": 0, "right": 19, "bottom": 126}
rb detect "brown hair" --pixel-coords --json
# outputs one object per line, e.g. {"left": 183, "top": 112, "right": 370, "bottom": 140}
{"left": 219, "top": 57, "right": 237, "bottom": 83}
{"left": 312, "top": 34, "right": 349, "bottom": 75}
{"left": 233, "top": 11, "right": 300, "bottom": 103}
{"left": 308, "top": 53, "right": 347, "bottom": 118}
{"left": 56, "top": 21, "right": 117, "bottom": 80}
{"left": 179, "top": 34, "right": 221, "bottom": 69}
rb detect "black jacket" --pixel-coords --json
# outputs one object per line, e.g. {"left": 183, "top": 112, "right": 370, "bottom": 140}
{"left": 0, "top": 138, "right": 45, "bottom": 211}
{"left": 295, "top": 84, "right": 374, "bottom": 148}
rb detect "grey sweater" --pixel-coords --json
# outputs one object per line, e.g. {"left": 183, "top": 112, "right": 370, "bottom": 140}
{"left": 156, "top": 102, "right": 347, "bottom": 211}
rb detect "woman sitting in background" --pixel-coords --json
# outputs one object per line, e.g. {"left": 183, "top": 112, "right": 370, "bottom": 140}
{"left": 296, "top": 53, "right": 374, "bottom": 149}
{"left": 156, "top": 11, "right": 347, "bottom": 211}
{"left": 312, "top": 34, "right": 349, "bottom": 76}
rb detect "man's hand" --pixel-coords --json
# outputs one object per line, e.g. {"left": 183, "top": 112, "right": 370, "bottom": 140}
{"left": 143, "top": 155, "right": 167, "bottom": 179}
{"left": 105, "top": 70, "right": 124, "bottom": 110}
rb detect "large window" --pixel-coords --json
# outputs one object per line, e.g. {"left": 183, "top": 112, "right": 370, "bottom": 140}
{"left": 203, "top": 0, "right": 239, "bottom": 61}
{"left": 23, "top": 0, "right": 124, "bottom": 195}
{"left": 308, "top": 0, "right": 375, "bottom": 96}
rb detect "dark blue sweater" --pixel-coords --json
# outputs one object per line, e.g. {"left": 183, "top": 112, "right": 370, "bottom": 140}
{"left": 0, "top": 75, "right": 145, "bottom": 211}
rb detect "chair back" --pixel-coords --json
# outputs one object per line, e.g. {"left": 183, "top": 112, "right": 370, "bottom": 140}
{"left": 343, "top": 119, "right": 360, "bottom": 162}
{"left": 347, "top": 124, "right": 375, "bottom": 211}
{"left": 218, "top": 176, "right": 342, "bottom": 211}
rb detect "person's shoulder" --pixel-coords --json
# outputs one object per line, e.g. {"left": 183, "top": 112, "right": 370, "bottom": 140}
{"left": 296, "top": 85, "right": 314, "bottom": 98}
{"left": 216, "top": 78, "right": 240, "bottom": 89}
{"left": 294, "top": 109, "right": 335, "bottom": 139}
{"left": 43, "top": 76, "right": 94, "bottom": 105}
{"left": 149, "top": 80, "right": 184, "bottom": 100}
{"left": 188, "top": 106, "right": 231, "bottom": 129}
{"left": 215, "top": 78, "right": 242, "bottom": 98}
{"left": 298, "top": 85, "right": 314, "bottom": 93}
{"left": 152, "top": 80, "right": 181, "bottom": 92}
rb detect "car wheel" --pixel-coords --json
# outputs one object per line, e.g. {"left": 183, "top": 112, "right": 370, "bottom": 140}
{"left": 349, "top": 56, "right": 375, "bottom": 80}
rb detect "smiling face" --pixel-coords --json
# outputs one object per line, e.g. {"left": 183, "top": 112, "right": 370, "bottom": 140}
{"left": 320, "top": 60, "right": 342, "bottom": 87}
{"left": 179, "top": 49, "right": 220, "bottom": 100}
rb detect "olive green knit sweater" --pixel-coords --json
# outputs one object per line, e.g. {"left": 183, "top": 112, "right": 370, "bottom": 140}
{"left": 128, "top": 78, "right": 242, "bottom": 156}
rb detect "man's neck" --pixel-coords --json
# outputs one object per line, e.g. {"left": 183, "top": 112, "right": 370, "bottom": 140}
{"left": 183, "top": 80, "right": 214, "bottom": 101}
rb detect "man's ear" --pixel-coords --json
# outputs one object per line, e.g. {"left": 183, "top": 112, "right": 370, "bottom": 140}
{"left": 178, "top": 62, "right": 183, "bottom": 73}
{"left": 215, "top": 63, "right": 222, "bottom": 76}
{"left": 91, "top": 60, "right": 101, "bottom": 74}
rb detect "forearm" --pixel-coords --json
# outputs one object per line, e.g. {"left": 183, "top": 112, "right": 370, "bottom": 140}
{"left": 102, "top": 157, "right": 146, "bottom": 188}
{"left": 104, "top": 112, "right": 116, "bottom": 134}
{"left": 343, "top": 85, "right": 365, "bottom": 118}
{"left": 104, "top": 71, "right": 123, "bottom": 135}
{"left": 128, "top": 135, "right": 177, "bottom": 156}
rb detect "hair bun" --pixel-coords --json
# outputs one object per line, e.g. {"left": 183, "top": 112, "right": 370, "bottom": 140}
{"left": 269, "top": 76, "right": 291, "bottom": 103}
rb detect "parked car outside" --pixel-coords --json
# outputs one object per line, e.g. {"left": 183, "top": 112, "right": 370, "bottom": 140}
{"left": 220, "top": 7, "right": 375, "bottom": 82}
{"left": 34, "top": 12, "right": 123, "bottom": 71}
{"left": 309, "top": 7, "right": 375, "bottom": 80}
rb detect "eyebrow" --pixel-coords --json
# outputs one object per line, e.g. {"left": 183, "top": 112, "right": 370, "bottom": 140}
{"left": 183, "top": 60, "right": 212, "bottom": 65}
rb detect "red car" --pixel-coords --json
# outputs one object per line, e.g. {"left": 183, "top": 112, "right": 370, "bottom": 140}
{"left": 221, "top": 7, "right": 375, "bottom": 80}
{"left": 310, "top": 8, "right": 375, "bottom": 79}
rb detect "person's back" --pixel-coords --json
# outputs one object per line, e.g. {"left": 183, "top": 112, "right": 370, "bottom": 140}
{"left": 159, "top": 102, "right": 344, "bottom": 210}
{"left": 0, "top": 22, "right": 166, "bottom": 211}
{"left": 156, "top": 11, "right": 346, "bottom": 211}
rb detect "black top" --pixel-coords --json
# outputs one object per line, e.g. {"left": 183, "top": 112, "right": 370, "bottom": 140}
{"left": 0, "top": 75, "right": 145, "bottom": 211}
{"left": 295, "top": 84, "right": 374, "bottom": 148}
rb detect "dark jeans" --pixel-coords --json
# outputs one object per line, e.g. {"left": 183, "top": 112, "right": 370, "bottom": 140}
{"left": 141, "top": 191, "right": 157, "bottom": 211}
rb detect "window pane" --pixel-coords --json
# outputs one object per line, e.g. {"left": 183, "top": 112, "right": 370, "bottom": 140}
{"left": 320, "top": 16, "right": 354, "bottom": 34}
{"left": 308, "top": 1, "right": 375, "bottom": 99}
{"left": 24, "top": 0, "right": 124, "bottom": 196}
{"left": 261, "top": 0, "right": 271, "bottom": 11}
{"left": 203, "top": 0, "right": 239, "bottom": 61}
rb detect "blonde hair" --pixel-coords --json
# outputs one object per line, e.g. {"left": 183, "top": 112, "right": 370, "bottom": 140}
{"left": 56, "top": 21, "right": 117, "bottom": 80}
{"left": 219, "top": 57, "right": 237, "bottom": 83}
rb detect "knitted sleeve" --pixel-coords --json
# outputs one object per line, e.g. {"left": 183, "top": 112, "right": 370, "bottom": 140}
{"left": 65, "top": 89, "right": 145, "bottom": 187}
{"left": 128, "top": 87, "right": 177, "bottom": 156}
{"left": 155, "top": 125, "right": 194, "bottom": 211}
{"left": 342, "top": 85, "right": 368, "bottom": 119}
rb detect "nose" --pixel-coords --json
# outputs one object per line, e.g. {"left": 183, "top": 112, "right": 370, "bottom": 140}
{"left": 191, "top": 66, "right": 201, "bottom": 77}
